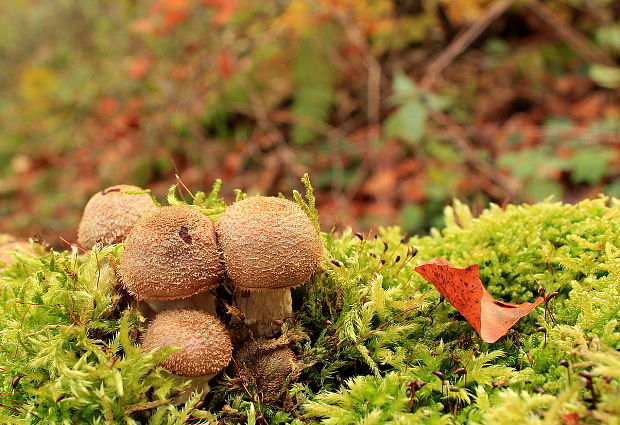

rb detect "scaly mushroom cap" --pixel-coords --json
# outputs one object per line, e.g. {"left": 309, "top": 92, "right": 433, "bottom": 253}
{"left": 142, "top": 309, "right": 232, "bottom": 377}
{"left": 78, "top": 185, "right": 158, "bottom": 249}
{"left": 217, "top": 196, "right": 322, "bottom": 291}
{"left": 236, "top": 340, "right": 297, "bottom": 399}
{"left": 119, "top": 205, "right": 223, "bottom": 301}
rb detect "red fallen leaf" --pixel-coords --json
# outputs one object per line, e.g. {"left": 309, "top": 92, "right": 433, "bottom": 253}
{"left": 414, "top": 258, "right": 543, "bottom": 343}
{"left": 561, "top": 413, "right": 586, "bottom": 425}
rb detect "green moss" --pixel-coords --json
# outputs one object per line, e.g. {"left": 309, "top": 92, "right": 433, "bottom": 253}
{"left": 0, "top": 246, "right": 211, "bottom": 424}
{"left": 1, "top": 185, "right": 619, "bottom": 424}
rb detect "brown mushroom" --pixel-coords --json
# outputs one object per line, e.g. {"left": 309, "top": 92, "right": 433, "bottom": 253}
{"left": 78, "top": 184, "right": 158, "bottom": 250}
{"left": 217, "top": 196, "right": 322, "bottom": 338}
{"left": 119, "top": 205, "right": 223, "bottom": 315}
{"left": 142, "top": 309, "right": 232, "bottom": 403}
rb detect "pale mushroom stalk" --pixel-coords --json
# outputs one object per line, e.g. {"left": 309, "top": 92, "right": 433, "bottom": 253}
{"left": 165, "top": 373, "right": 214, "bottom": 405}
{"left": 235, "top": 289, "right": 292, "bottom": 338}
{"left": 146, "top": 291, "right": 217, "bottom": 316}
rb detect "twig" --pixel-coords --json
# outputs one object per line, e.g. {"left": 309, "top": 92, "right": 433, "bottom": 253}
{"left": 0, "top": 404, "right": 20, "bottom": 414}
{"left": 424, "top": 122, "right": 620, "bottom": 145}
{"left": 421, "top": 0, "right": 516, "bottom": 87}
{"left": 47, "top": 228, "right": 87, "bottom": 254}
{"left": 174, "top": 173, "right": 201, "bottom": 206}
{"left": 523, "top": 0, "right": 616, "bottom": 67}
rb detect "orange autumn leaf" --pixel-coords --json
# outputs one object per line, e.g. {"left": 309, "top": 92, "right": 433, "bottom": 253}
{"left": 163, "top": 9, "right": 189, "bottom": 31}
{"left": 414, "top": 258, "right": 543, "bottom": 343}
{"left": 128, "top": 55, "right": 152, "bottom": 80}
{"left": 129, "top": 18, "right": 156, "bottom": 34}
{"left": 216, "top": 49, "right": 235, "bottom": 79}
{"left": 200, "top": 0, "right": 236, "bottom": 25}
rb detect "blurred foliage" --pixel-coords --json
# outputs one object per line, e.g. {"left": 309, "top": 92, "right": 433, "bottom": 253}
{"left": 0, "top": 0, "right": 619, "bottom": 245}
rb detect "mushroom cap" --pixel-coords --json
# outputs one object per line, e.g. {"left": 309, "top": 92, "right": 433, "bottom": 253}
{"left": 142, "top": 309, "right": 232, "bottom": 377}
{"left": 217, "top": 196, "right": 322, "bottom": 291}
{"left": 119, "top": 205, "right": 223, "bottom": 301}
{"left": 78, "top": 185, "right": 158, "bottom": 249}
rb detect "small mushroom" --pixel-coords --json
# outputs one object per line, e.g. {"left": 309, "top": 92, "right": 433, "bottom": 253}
{"left": 217, "top": 196, "right": 323, "bottom": 338}
{"left": 142, "top": 309, "right": 232, "bottom": 404}
{"left": 235, "top": 339, "right": 298, "bottom": 401}
{"left": 78, "top": 184, "right": 158, "bottom": 250}
{"left": 119, "top": 205, "right": 223, "bottom": 315}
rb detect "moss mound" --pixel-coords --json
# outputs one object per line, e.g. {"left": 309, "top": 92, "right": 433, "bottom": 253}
{"left": 0, "top": 181, "right": 619, "bottom": 424}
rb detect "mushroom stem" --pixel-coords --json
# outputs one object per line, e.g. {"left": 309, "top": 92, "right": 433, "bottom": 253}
{"left": 235, "top": 289, "right": 292, "bottom": 338}
{"left": 167, "top": 373, "right": 213, "bottom": 405}
{"left": 145, "top": 291, "right": 217, "bottom": 317}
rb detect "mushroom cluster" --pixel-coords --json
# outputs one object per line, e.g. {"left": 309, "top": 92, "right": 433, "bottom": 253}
{"left": 77, "top": 186, "right": 322, "bottom": 403}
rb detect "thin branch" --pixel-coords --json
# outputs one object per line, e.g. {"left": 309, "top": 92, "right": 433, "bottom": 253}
{"left": 523, "top": 0, "right": 616, "bottom": 68}
{"left": 421, "top": 0, "right": 516, "bottom": 87}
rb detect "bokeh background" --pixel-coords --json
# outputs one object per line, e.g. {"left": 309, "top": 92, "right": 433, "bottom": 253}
{"left": 1, "top": 0, "right": 619, "bottom": 247}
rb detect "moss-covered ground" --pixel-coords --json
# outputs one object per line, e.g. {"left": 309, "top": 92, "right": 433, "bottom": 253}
{"left": 1, "top": 180, "right": 619, "bottom": 424}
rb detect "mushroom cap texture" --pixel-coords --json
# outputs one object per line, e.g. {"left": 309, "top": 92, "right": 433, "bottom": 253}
{"left": 119, "top": 205, "right": 223, "bottom": 300}
{"left": 236, "top": 340, "right": 296, "bottom": 399}
{"left": 78, "top": 185, "right": 158, "bottom": 249}
{"left": 217, "top": 196, "right": 322, "bottom": 291}
{"left": 142, "top": 309, "right": 232, "bottom": 377}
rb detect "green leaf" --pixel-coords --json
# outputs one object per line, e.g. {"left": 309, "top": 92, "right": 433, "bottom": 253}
{"left": 525, "top": 178, "right": 562, "bottom": 201}
{"left": 399, "top": 203, "right": 425, "bottom": 233}
{"left": 589, "top": 64, "right": 620, "bottom": 89}
{"left": 569, "top": 148, "right": 613, "bottom": 184}
{"left": 426, "top": 92, "right": 452, "bottom": 111}
{"left": 385, "top": 99, "right": 427, "bottom": 145}
{"left": 605, "top": 180, "right": 620, "bottom": 198}
{"left": 291, "top": 26, "right": 340, "bottom": 146}
{"left": 498, "top": 148, "right": 568, "bottom": 180}
{"left": 392, "top": 72, "right": 417, "bottom": 100}
{"left": 595, "top": 25, "right": 620, "bottom": 54}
